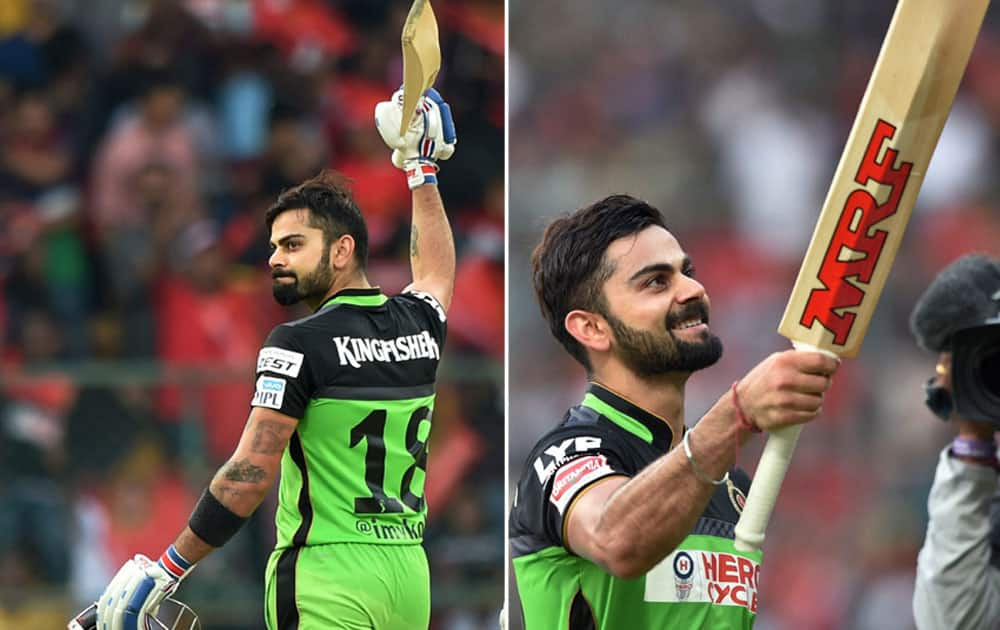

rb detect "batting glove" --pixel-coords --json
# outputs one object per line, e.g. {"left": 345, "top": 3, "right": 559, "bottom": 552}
{"left": 96, "top": 546, "right": 194, "bottom": 630}
{"left": 375, "top": 87, "right": 457, "bottom": 189}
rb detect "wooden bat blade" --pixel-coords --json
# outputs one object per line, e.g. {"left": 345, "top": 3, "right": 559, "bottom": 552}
{"left": 778, "top": 0, "right": 991, "bottom": 358}
{"left": 735, "top": 0, "right": 990, "bottom": 554}
{"left": 400, "top": 0, "right": 441, "bottom": 136}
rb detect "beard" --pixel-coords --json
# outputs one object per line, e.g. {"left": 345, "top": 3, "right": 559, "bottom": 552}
{"left": 603, "top": 300, "right": 723, "bottom": 377}
{"left": 271, "top": 248, "right": 334, "bottom": 306}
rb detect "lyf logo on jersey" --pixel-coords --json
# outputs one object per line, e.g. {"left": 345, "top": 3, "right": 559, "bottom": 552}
{"left": 257, "top": 347, "right": 304, "bottom": 377}
{"left": 646, "top": 548, "right": 761, "bottom": 613}
{"left": 252, "top": 376, "right": 286, "bottom": 410}
{"left": 332, "top": 331, "right": 440, "bottom": 368}
{"left": 548, "top": 454, "right": 614, "bottom": 514}
{"left": 532, "top": 436, "right": 603, "bottom": 483}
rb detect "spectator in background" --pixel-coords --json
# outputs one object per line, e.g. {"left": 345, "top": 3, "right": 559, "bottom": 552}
{"left": 0, "top": 87, "right": 71, "bottom": 197}
{"left": 0, "top": 310, "right": 73, "bottom": 597}
{"left": 91, "top": 69, "right": 203, "bottom": 233}
{"left": 156, "top": 219, "right": 274, "bottom": 463}
{"left": 101, "top": 161, "right": 195, "bottom": 357}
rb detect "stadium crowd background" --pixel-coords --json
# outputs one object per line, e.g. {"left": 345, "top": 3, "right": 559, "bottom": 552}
{"left": 509, "top": 1, "right": 1000, "bottom": 629}
{"left": 0, "top": 0, "right": 503, "bottom": 627}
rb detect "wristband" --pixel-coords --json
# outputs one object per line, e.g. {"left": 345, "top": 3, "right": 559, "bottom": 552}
{"left": 405, "top": 161, "right": 438, "bottom": 189}
{"left": 949, "top": 436, "right": 998, "bottom": 467}
{"left": 731, "top": 381, "right": 760, "bottom": 433}
{"left": 683, "top": 429, "right": 730, "bottom": 486}
{"left": 188, "top": 489, "right": 249, "bottom": 547}
{"left": 157, "top": 544, "right": 194, "bottom": 581}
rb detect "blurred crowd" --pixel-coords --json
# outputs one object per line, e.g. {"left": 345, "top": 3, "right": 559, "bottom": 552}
{"left": 509, "top": 1, "right": 1000, "bottom": 629}
{"left": 0, "top": 0, "right": 503, "bottom": 627}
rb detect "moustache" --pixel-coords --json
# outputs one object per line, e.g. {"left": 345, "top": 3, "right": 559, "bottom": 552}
{"left": 272, "top": 271, "right": 297, "bottom": 280}
{"left": 665, "top": 301, "right": 710, "bottom": 330}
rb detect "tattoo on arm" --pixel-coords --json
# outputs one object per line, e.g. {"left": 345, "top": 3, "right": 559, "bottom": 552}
{"left": 251, "top": 420, "right": 291, "bottom": 455}
{"left": 410, "top": 224, "right": 420, "bottom": 258}
{"left": 223, "top": 458, "right": 266, "bottom": 484}
{"left": 213, "top": 485, "right": 244, "bottom": 501}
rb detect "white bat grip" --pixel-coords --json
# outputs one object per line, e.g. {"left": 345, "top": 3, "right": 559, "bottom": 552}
{"left": 733, "top": 342, "right": 837, "bottom": 552}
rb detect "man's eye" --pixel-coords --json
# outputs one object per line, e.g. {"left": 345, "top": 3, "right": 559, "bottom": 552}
{"left": 683, "top": 265, "right": 696, "bottom": 278}
{"left": 646, "top": 275, "right": 667, "bottom": 288}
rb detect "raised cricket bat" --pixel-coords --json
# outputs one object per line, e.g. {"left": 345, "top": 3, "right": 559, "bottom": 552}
{"left": 400, "top": 0, "right": 441, "bottom": 137}
{"left": 734, "top": 0, "right": 991, "bottom": 553}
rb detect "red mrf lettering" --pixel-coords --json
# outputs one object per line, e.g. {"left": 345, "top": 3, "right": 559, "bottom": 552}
{"left": 799, "top": 119, "right": 913, "bottom": 345}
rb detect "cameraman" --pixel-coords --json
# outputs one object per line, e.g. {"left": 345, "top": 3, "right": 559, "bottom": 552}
{"left": 912, "top": 255, "right": 1000, "bottom": 630}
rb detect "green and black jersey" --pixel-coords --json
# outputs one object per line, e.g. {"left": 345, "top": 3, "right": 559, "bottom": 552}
{"left": 509, "top": 383, "right": 761, "bottom": 629}
{"left": 252, "top": 287, "right": 447, "bottom": 549}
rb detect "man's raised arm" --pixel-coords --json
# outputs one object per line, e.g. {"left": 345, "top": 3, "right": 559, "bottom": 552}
{"left": 375, "top": 87, "right": 458, "bottom": 311}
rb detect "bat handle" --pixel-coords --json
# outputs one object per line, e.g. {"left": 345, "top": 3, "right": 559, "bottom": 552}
{"left": 733, "top": 341, "right": 837, "bottom": 552}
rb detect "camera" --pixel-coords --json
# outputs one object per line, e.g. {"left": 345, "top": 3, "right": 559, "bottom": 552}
{"left": 951, "top": 316, "right": 1000, "bottom": 424}
{"left": 910, "top": 254, "right": 1000, "bottom": 426}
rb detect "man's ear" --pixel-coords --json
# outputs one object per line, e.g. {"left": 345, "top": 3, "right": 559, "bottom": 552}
{"left": 330, "top": 234, "right": 356, "bottom": 270}
{"left": 565, "top": 309, "right": 611, "bottom": 355}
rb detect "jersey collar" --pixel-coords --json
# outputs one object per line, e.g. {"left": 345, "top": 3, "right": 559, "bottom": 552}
{"left": 580, "top": 382, "right": 675, "bottom": 451}
{"left": 316, "top": 287, "right": 387, "bottom": 311}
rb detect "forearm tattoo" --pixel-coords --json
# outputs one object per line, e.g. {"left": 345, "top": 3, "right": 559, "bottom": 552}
{"left": 410, "top": 224, "right": 420, "bottom": 258}
{"left": 223, "top": 458, "right": 266, "bottom": 484}
{"left": 251, "top": 420, "right": 290, "bottom": 455}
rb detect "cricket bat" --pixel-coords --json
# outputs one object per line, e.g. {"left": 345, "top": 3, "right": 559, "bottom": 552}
{"left": 733, "top": 0, "right": 991, "bottom": 553}
{"left": 400, "top": 0, "right": 441, "bottom": 137}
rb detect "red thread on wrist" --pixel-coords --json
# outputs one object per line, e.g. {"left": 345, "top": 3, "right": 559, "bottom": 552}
{"left": 732, "top": 381, "right": 760, "bottom": 434}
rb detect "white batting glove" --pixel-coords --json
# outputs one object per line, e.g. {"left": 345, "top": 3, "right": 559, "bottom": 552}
{"left": 375, "top": 87, "right": 457, "bottom": 189}
{"left": 96, "top": 546, "right": 194, "bottom": 630}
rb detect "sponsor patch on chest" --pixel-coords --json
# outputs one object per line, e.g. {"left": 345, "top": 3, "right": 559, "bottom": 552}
{"left": 645, "top": 547, "right": 761, "bottom": 614}
{"left": 252, "top": 376, "right": 286, "bottom": 410}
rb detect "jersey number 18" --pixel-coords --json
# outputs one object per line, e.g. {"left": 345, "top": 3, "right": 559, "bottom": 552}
{"left": 349, "top": 406, "right": 431, "bottom": 514}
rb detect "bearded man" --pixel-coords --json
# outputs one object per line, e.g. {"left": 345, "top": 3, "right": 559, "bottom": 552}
{"left": 509, "top": 194, "right": 840, "bottom": 629}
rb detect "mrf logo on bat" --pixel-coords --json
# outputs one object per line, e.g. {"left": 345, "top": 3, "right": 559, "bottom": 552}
{"left": 798, "top": 119, "right": 913, "bottom": 347}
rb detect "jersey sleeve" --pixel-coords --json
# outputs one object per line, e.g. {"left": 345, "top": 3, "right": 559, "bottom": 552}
{"left": 251, "top": 324, "right": 314, "bottom": 419}
{"left": 397, "top": 290, "right": 447, "bottom": 345}
{"left": 523, "top": 429, "right": 630, "bottom": 549}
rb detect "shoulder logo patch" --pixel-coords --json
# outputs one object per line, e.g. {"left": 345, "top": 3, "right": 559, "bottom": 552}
{"left": 533, "top": 436, "right": 602, "bottom": 483}
{"left": 252, "top": 376, "right": 286, "bottom": 410}
{"left": 549, "top": 454, "right": 614, "bottom": 514}
{"left": 257, "top": 347, "right": 304, "bottom": 377}
{"left": 406, "top": 290, "right": 447, "bottom": 322}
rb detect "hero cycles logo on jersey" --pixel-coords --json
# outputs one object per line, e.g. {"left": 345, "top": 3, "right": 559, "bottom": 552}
{"left": 332, "top": 331, "right": 440, "bottom": 369}
{"left": 532, "top": 436, "right": 603, "bottom": 484}
{"left": 799, "top": 119, "right": 913, "bottom": 346}
{"left": 646, "top": 547, "right": 761, "bottom": 613}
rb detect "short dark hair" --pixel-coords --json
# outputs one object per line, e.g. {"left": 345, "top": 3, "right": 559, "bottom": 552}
{"left": 265, "top": 171, "right": 369, "bottom": 270}
{"left": 531, "top": 194, "right": 668, "bottom": 370}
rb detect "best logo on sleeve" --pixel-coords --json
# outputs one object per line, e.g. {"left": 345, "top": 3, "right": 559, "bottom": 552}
{"left": 252, "top": 376, "right": 286, "bottom": 410}
{"left": 257, "top": 347, "right": 304, "bottom": 377}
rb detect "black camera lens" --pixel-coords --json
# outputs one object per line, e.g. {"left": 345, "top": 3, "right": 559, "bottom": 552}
{"left": 952, "top": 323, "right": 1000, "bottom": 424}
{"left": 978, "top": 346, "right": 1000, "bottom": 397}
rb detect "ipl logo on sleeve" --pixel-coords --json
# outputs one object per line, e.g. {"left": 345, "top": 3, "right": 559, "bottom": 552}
{"left": 673, "top": 551, "right": 695, "bottom": 601}
{"left": 252, "top": 376, "right": 286, "bottom": 410}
